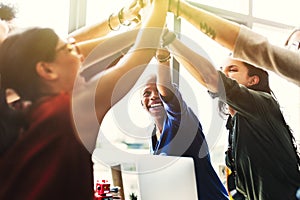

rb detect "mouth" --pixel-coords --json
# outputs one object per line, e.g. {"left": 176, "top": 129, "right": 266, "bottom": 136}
{"left": 149, "top": 103, "right": 163, "bottom": 108}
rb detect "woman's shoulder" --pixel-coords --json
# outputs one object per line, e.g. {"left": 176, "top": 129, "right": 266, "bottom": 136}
{"left": 28, "top": 92, "right": 72, "bottom": 122}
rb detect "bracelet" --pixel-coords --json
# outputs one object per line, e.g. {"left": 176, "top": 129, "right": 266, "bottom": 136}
{"left": 132, "top": 14, "right": 141, "bottom": 24}
{"left": 118, "top": 8, "right": 131, "bottom": 26}
{"left": 108, "top": 13, "right": 120, "bottom": 31}
{"left": 155, "top": 52, "right": 171, "bottom": 63}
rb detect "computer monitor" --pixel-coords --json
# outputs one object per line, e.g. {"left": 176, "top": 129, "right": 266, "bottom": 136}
{"left": 135, "top": 155, "right": 198, "bottom": 200}
{"left": 93, "top": 149, "right": 198, "bottom": 200}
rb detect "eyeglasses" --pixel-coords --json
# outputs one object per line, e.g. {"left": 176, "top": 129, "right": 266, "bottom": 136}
{"left": 56, "top": 37, "right": 81, "bottom": 55}
{"left": 286, "top": 41, "right": 300, "bottom": 51}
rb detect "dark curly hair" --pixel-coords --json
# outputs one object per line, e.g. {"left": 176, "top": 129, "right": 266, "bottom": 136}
{"left": 0, "top": 2, "right": 17, "bottom": 21}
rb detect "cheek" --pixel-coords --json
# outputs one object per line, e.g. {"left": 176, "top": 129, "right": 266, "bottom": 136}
{"left": 70, "top": 54, "right": 82, "bottom": 65}
{"left": 228, "top": 74, "right": 243, "bottom": 84}
{"left": 141, "top": 98, "right": 149, "bottom": 109}
{"left": 64, "top": 57, "right": 81, "bottom": 84}
{"left": 141, "top": 99, "right": 146, "bottom": 107}
{"left": 67, "top": 56, "right": 81, "bottom": 72}
{"left": 57, "top": 53, "right": 82, "bottom": 68}
{"left": 227, "top": 73, "right": 236, "bottom": 80}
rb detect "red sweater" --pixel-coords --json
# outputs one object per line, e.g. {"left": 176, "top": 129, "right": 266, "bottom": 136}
{"left": 0, "top": 93, "right": 94, "bottom": 199}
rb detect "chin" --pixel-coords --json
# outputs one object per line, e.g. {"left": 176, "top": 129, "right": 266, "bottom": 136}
{"left": 149, "top": 108, "right": 166, "bottom": 119}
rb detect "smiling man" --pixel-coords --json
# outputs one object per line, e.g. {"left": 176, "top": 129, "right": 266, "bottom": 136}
{"left": 140, "top": 49, "right": 229, "bottom": 200}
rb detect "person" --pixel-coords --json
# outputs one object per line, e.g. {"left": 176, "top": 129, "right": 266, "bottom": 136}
{"left": 1, "top": 0, "right": 143, "bottom": 103}
{"left": 161, "top": 31, "right": 300, "bottom": 199}
{"left": 167, "top": 0, "right": 300, "bottom": 86}
{"left": 0, "top": 0, "right": 142, "bottom": 155}
{"left": 0, "top": 0, "right": 168, "bottom": 199}
{"left": 140, "top": 48, "right": 229, "bottom": 199}
{"left": 219, "top": 57, "right": 300, "bottom": 200}
{"left": 0, "top": 2, "right": 16, "bottom": 43}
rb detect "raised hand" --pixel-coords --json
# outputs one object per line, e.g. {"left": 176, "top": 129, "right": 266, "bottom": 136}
{"left": 119, "top": 0, "right": 147, "bottom": 25}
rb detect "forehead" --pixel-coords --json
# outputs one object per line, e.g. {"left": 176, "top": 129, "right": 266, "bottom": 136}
{"left": 142, "top": 83, "right": 157, "bottom": 91}
{"left": 222, "top": 57, "right": 247, "bottom": 69}
{"left": 140, "top": 83, "right": 156, "bottom": 95}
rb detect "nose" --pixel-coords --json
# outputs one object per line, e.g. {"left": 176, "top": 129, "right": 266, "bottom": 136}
{"left": 150, "top": 90, "right": 159, "bottom": 99}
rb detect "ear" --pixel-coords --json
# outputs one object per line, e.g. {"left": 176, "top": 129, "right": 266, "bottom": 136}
{"left": 247, "top": 75, "right": 260, "bottom": 87}
{"left": 36, "top": 62, "right": 58, "bottom": 80}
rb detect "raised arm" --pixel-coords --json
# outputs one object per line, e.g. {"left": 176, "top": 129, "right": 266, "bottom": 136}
{"left": 163, "top": 31, "right": 220, "bottom": 92}
{"left": 168, "top": 0, "right": 239, "bottom": 50}
{"left": 70, "top": 0, "right": 143, "bottom": 57}
{"left": 168, "top": 0, "right": 300, "bottom": 86}
{"left": 155, "top": 48, "right": 175, "bottom": 101}
{"left": 72, "top": 0, "right": 168, "bottom": 152}
{"left": 95, "top": 0, "right": 168, "bottom": 119}
{"left": 69, "top": 0, "right": 142, "bottom": 42}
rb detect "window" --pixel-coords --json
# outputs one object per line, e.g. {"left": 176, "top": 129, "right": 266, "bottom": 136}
{"left": 253, "top": 0, "right": 299, "bottom": 25}
{"left": 194, "top": 0, "right": 249, "bottom": 14}
{"left": 8, "top": 0, "right": 70, "bottom": 37}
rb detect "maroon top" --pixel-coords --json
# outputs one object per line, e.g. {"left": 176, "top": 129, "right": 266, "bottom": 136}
{"left": 0, "top": 93, "right": 94, "bottom": 199}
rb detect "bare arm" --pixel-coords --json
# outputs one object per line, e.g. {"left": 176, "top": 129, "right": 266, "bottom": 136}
{"left": 95, "top": 0, "right": 168, "bottom": 122}
{"left": 168, "top": 0, "right": 239, "bottom": 50}
{"left": 69, "top": 0, "right": 142, "bottom": 42}
{"left": 164, "top": 32, "right": 220, "bottom": 92}
{"left": 156, "top": 48, "right": 175, "bottom": 101}
{"left": 71, "top": 0, "right": 143, "bottom": 57}
{"left": 72, "top": 0, "right": 168, "bottom": 152}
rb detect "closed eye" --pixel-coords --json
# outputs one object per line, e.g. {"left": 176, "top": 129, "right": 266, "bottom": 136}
{"left": 229, "top": 69, "right": 238, "bottom": 72}
{"left": 228, "top": 66, "right": 238, "bottom": 72}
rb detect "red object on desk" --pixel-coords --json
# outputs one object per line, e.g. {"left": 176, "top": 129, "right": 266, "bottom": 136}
{"left": 94, "top": 180, "right": 113, "bottom": 200}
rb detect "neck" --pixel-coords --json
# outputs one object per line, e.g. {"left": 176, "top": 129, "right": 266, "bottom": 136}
{"left": 34, "top": 91, "right": 60, "bottom": 104}
{"left": 154, "top": 117, "right": 164, "bottom": 133}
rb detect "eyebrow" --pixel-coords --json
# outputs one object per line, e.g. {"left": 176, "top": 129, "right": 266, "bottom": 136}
{"left": 228, "top": 64, "right": 239, "bottom": 68}
{"left": 142, "top": 87, "right": 151, "bottom": 93}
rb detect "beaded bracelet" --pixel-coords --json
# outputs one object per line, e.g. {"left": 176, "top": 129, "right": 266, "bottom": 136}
{"left": 108, "top": 13, "right": 120, "bottom": 31}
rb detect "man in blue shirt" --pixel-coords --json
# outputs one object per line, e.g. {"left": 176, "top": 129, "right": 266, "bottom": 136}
{"left": 140, "top": 49, "right": 229, "bottom": 200}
